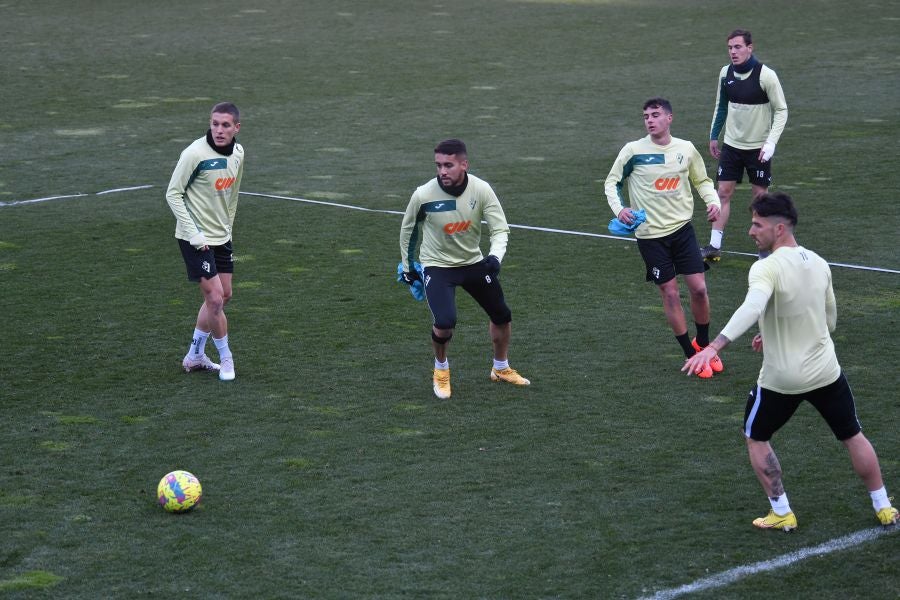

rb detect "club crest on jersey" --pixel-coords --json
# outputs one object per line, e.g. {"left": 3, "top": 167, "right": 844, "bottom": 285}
{"left": 468, "top": 198, "right": 476, "bottom": 210}
{"left": 676, "top": 153, "right": 684, "bottom": 164}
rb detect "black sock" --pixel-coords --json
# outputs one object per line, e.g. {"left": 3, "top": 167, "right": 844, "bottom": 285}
{"left": 676, "top": 333, "right": 695, "bottom": 358}
{"left": 695, "top": 322, "right": 710, "bottom": 347}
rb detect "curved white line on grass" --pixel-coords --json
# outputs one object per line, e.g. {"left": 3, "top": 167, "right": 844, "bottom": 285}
{"left": 0, "top": 193, "right": 88, "bottom": 207}
{"left": 3, "top": 186, "right": 899, "bottom": 275}
{"left": 243, "top": 192, "right": 900, "bottom": 273}
{"left": 96, "top": 185, "right": 154, "bottom": 195}
{"left": 637, "top": 527, "right": 896, "bottom": 600}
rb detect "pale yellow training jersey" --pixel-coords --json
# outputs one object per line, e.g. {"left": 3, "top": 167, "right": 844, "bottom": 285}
{"left": 400, "top": 174, "right": 509, "bottom": 270}
{"left": 604, "top": 135, "right": 720, "bottom": 239}
{"left": 166, "top": 135, "right": 244, "bottom": 246}
{"left": 721, "top": 246, "right": 841, "bottom": 394}
{"left": 710, "top": 63, "right": 788, "bottom": 150}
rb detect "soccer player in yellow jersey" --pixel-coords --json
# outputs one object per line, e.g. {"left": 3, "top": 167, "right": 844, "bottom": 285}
{"left": 704, "top": 29, "right": 788, "bottom": 260}
{"left": 399, "top": 139, "right": 530, "bottom": 399}
{"left": 166, "top": 102, "right": 244, "bottom": 381}
{"left": 605, "top": 98, "right": 723, "bottom": 378}
{"left": 685, "top": 192, "right": 897, "bottom": 531}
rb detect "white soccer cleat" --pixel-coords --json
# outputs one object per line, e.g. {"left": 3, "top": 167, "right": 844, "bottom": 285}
{"left": 183, "top": 354, "right": 220, "bottom": 373}
{"left": 219, "top": 357, "right": 235, "bottom": 381}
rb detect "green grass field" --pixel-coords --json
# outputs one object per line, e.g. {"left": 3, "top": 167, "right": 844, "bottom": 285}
{"left": 1, "top": 1, "right": 898, "bottom": 598}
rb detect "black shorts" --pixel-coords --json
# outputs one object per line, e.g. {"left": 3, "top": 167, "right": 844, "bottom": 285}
{"left": 743, "top": 373, "right": 862, "bottom": 442}
{"left": 178, "top": 239, "right": 234, "bottom": 282}
{"left": 635, "top": 223, "right": 708, "bottom": 285}
{"left": 423, "top": 259, "right": 512, "bottom": 330}
{"left": 717, "top": 143, "right": 772, "bottom": 186}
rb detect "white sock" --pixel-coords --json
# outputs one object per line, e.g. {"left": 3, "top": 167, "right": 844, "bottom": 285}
{"left": 769, "top": 493, "right": 792, "bottom": 515}
{"left": 434, "top": 358, "right": 449, "bottom": 370}
{"left": 710, "top": 230, "right": 724, "bottom": 249}
{"left": 187, "top": 329, "right": 210, "bottom": 357}
{"left": 493, "top": 358, "right": 509, "bottom": 371}
{"left": 213, "top": 335, "right": 232, "bottom": 360}
{"left": 869, "top": 486, "right": 891, "bottom": 511}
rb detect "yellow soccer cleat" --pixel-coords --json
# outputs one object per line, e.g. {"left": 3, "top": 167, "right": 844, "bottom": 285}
{"left": 876, "top": 506, "right": 898, "bottom": 527}
{"left": 490, "top": 367, "right": 531, "bottom": 386}
{"left": 433, "top": 368, "right": 451, "bottom": 399}
{"left": 752, "top": 509, "right": 797, "bottom": 532}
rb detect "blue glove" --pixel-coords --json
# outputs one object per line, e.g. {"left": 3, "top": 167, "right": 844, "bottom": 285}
{"left": 397, "top": 261, "right": 426, "bottom": 301}
{"left": 608, "top": 208, "right": 646, "bottom": 236}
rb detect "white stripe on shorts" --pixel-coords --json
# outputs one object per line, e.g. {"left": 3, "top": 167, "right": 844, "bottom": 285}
{"left": 744, "top": 384, "right": 762, "bottom": 438}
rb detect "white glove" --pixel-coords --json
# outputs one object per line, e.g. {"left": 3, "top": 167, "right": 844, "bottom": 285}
{"left": 761, "top": 142, "right": 776, "bottom": 162}
{"left": 188, "top": 232, "right": 208, "bottom": 249}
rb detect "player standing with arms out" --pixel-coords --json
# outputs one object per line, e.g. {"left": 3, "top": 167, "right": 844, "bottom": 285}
{"left": 703, "top": 29, "right": 788, "bottom": 261}
{"left": 399, "top": 139, "right": 530, "bottom": 399}
{"left": 685, "top": 192, "right": 898, "bottom": 530}
{"left": 605, "top": 98, "right": 723, "bottom": 378}
{"left": 167, "top": 102, "right": 244, "bottom": 382}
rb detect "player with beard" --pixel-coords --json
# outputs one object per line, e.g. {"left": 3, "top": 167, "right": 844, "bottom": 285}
{"left": 399, "top": 139, "right": 530, "bottom": 399}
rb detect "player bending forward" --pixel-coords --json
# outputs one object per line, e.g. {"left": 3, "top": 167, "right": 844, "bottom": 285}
{"left": 685, "top": 192, "right": 897, "bottom": 530}
{"left": 399, "top": 139, "right": 530, "bottom": 399}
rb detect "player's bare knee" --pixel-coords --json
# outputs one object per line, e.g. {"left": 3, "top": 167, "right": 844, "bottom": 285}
{"left": 204, "top": 293, "right": 225, "bottom": 314}
{"left": 689, "top": 286, "right": 708, "bottom": 303}
{"left": 432, "top": 329, "right": 453, "bottom": 345}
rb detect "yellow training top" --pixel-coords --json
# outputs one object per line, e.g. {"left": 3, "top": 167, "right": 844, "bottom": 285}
{"left": 604, "top": 135, "right": 720, "bottom": 239}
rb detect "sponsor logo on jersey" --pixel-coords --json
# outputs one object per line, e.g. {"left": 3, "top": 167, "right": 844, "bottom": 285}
{"left": 443, "top": 220, "right": 472, "bottom": 235}
{"left": 215, "top": 177, "right": 237, "bottom": 191}
{"left": 633, "top": 153, "right": 666, "bottom": 165}
{"left": 198, "top": 158, "right": 227, "bottom": 171}
{"left": 424, "top": 199, "right": 457, "bottom": 212}
{"left": 654, "top": 176, "right": 680, "bottom": 191}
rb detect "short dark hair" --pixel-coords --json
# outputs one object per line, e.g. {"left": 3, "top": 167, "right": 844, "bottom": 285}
{"left": 728, "top": 29, "right": 752, "bottom": 45}
{"left": 643, "top": 97, "right": 672, "bottom": 113}
{"left": 211, "top": 102, "right": 240, "bottom": 122}
{"left": 434, "top": 139, "right": 467, "bottom": 156}
{"left": 751, "top": 191, "right": 798, "bottom": 227}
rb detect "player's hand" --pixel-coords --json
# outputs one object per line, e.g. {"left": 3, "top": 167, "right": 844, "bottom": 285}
{"left": 759, "top": 142, "right": 775, "bottom": 162}
{"left": 709, "top": 140, "right": 720, "bottom": 159}
{"left": 751, "top": 333, "right": 763, "bottom": 352}
{"left": 682, "top": 346, "right": 716, "bottom": 376}
{"left": 707, "top": 204, "right": 721, "bottom": 222}
{"left": 189, "top": 232, "right": 208, "bottom": 251}
{"left": 617, "top": 207, "right": 635, "bottom": 225}
{"left": 401, "top": 270, "right": 420, "bottom": 285}
{"left": 484, "top": 255, "right": 501, "bottom": 276}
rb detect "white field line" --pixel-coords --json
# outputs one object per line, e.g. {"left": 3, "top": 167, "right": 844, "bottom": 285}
{"left": 637, "top": 526, "right": 897, "bottom": 600}
{"left": 2, "top": 186, "right": 898, "bottom": 275}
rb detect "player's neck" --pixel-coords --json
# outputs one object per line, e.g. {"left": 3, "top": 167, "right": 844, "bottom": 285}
{"left": 772, "top": 235, "right": 798, "bottom": 252}
{"left": 650, "top": 132, "right": 671, "bottom": 146}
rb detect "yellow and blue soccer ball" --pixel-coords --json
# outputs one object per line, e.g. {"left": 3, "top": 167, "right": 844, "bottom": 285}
{"left": 157, "top": 470, "right": 202, "bottom": 513}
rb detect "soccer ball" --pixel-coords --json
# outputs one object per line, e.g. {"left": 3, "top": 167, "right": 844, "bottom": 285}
{"left": 157, "top": 470, "right": 203, "bottom": 513}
